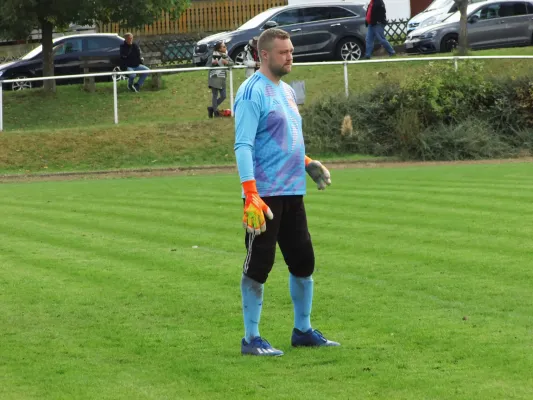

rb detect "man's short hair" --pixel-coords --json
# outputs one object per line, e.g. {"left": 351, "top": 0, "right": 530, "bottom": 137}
{"left": 124, "top": 32, "right": 133, "bottom": 39}
{"left": 257, "top": 28, "right": 290, "bottom": 54}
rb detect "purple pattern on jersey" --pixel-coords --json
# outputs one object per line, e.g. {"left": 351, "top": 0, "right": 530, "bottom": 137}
{"left": 266, "top": 107, "right": 289, "bottom": 151}
{"left": 265, "top": 84, "right": 276, "bottom": 97}
{"left": 264, "top": 151, "right": 304, "bottom": 195}
{"left": 254, "top": 163, "right": 269, "bottom": 185}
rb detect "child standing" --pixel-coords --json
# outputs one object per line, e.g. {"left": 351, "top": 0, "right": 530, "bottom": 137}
{"left": 207, "top": 41, "right": 234, "bottom": 118}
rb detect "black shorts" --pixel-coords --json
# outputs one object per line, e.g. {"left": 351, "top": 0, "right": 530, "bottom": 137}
{"left": 242, "top": 195, "right": 315, "bottom": 284}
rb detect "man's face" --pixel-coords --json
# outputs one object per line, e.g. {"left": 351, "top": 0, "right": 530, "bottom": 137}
{"left": 263, "top": 38, "right": 293, "bottom": 78}
{"left": 126, "top": 35, "right": 133, "bottom": 45}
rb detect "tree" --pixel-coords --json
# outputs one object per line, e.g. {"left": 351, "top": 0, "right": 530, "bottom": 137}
{"left": 0, "top": 0, "right": 190, "bottom": 92}
{"left": 454, "top": 0, "right": 469, "bottom": 56}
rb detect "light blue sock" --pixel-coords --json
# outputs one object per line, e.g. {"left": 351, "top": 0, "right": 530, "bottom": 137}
{"left": 241, "top": 274, "right": 264, "bottom": 343}
{"left": 289, "top": 274, "right": 313, "bottom": 333}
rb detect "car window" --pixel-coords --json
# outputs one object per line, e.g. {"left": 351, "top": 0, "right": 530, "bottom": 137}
{"left": 504, "top": 1, "right": 528, "bottom": 15}
{"left": 302, "top": 7, "right": 331, "bottom": 22}
{"left": 271, "top": 9, "right": 304, "bottom": 26}
{"left": 471, "top": 4, "right": 501, "bottom": 20}
{"left": 301, "top": 6, "right": 356, "bottom": 22}
{"left": 329, "top": 7, "right": 357, "bottom": 19}
{"left": 449, "top": 0, "right": 485, "bottom": 13}
{"left": 54, "top": 39, "right": 83, "bottom": 55}
{"left": 87, "top": 37, "right": 119, "bottom": 50}
{"left": 527, "top": 2, "right": 533, "bottom": 13}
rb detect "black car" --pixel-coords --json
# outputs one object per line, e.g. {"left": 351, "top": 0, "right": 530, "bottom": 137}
{"left": 0, "top": 33, "right": 124, "bottom": 90}
{"left": 193, "top": 2, "right": 369, "bottom": 66}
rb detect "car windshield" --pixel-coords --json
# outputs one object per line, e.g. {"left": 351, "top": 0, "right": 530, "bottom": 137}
{"left": 21, "top": 38, "right": 66, "bottom": 60}
{"left": 21, "top": 46, "right": 43, "bottom": 60}
{"left": 443, "top": 3, "right": 480, "bottom": 22}
{"left": 426, "top": 0, "right": 453, "bottom": 11}
{"left": 237, "top": 7, "right": 282, "bottom": 30}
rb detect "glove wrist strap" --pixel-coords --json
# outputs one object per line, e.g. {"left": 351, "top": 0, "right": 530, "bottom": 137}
{"left": 304, "top": 155, "right": 312, "bottom": 167}
{"left": 242, "top": 179, "right": 258, "bottom": 195}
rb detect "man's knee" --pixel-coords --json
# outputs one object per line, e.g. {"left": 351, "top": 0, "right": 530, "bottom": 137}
{"left": 243, "top": 244, "right": 276, "bottom": 284}
{"left": 285, "top": 237, "right": 315, "bottom": 278}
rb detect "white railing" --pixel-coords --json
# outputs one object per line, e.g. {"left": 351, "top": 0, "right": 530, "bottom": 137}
{"left": 1, "top": 55, "right": 533, "bottom": 132}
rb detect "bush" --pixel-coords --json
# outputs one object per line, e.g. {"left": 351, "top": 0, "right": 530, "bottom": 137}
{"left": 302, "top": 61, "right": 533, "bottom": 160}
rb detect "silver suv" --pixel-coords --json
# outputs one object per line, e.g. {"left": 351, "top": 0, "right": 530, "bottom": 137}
{"left": 405, "top": 0, "right": 533, "bottom": 53}
{"left": 193, "top": 2, "right": 368, "bottom": 66}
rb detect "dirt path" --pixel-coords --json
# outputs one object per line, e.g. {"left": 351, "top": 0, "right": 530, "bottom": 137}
{"left": 1, "top": 158, "right": 532, "bottom": 184}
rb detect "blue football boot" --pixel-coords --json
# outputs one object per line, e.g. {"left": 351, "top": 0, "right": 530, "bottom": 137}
{"left": 241, "top": 337, "right": 284, "bottom": 356}
{"left": 291, "top": 328, "right": 340, "bottom": 347}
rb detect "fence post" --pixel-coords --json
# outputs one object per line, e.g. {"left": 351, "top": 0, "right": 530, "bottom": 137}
{"left": 0, "top": 84, "right": 3, "bottom": 132}
{"left": 113, "top": 74, "right": 119, "bottom": 124}
{"left": 454, "top": 56, "right": 458, "bottom": 72}
{"left": 229, "top": 66, "right": 234, "bottom": 117}
{"left": 344, "top": 61, "right": 349, "bottom": 98}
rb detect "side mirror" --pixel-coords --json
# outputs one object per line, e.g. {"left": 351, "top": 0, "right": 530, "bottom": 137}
{"left": 468, "top": 15, "right": 479, "bottom": 23}
{"left": 263, "top": 21, "right": 278, "bottom": 29}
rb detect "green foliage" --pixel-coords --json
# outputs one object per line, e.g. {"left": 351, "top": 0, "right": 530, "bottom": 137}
{"left": 303, "top": 61, "right": 533, "bottom": 160}
{"left": 0, "top": 0, "right": 190, "bottom": 39}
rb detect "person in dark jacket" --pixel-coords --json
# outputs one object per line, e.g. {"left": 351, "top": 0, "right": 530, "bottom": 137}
{"left": 364, "top": 0, "right": 396, "bottom": 59}
{"left": 120, "top": 33, "right": 150, "bottom": 92}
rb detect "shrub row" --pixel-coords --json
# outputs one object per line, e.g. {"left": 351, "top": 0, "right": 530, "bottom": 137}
{"left": 302, "top": 61, "right": 533, "bottom": 160}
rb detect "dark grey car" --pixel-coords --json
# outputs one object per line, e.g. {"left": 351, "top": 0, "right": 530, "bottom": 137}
{"left": 192, "top": 3, "right": 369, "bottom": 66}
{"left": 405, "top": 0, "right": 533, "bottom": 53}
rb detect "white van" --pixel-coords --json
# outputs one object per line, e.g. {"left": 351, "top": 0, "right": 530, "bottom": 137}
{"left": 406, "top": 0, "right": 484, "bottom": 33}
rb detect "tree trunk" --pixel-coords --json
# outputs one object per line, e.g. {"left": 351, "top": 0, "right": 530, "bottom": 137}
{"left": 41, "top": 19, "right": 56, "bottom": 93}
{"left": 458, "top": 0, "right": 469, "bottom": 55}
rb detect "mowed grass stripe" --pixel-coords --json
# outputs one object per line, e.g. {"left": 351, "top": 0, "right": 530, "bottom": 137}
{"left": 0, "top": 198, "right": 241, "bottom": 243}
{"left": 0, "top": 164, "right": 533, "bottom": 399}
{"left": 0, "top": 220, "right": 241, "bottom": 291}
{"left": 326, "top": 187, "right": 533, "bottom": 214}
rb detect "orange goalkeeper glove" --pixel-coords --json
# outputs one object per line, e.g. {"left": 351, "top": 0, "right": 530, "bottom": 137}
{"left": 242, "top": 180, "right": 274, "bottom": 235}
{"left": 305, "top": 156, "right": 331, "bottom": 190}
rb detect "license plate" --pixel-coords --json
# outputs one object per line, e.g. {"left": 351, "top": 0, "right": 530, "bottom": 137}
{"left": 405, "top": 42, "right": 413, "bottom": 49}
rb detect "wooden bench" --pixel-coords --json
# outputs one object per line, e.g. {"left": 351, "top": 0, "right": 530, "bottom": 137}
{"left": 80, "top": 51, "right": 163, "bottom": 92}
{"left": 79, "top": 56, "right": 116, "bottom": 92}
{"left": 141, "top": 51, "right": 163, "bottom": 90}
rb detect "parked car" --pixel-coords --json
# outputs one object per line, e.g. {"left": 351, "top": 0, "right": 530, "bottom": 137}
{"left": 406, "top": 0, "right": 486, "bottom": 33}
{"left": 192, "top": 2, "right": 369, "bottom": 66}
{"left": 0, "top": 33, "right": 124, "bottom": 90}
{"left": 404, "top": 0, "right": 533, "bottom": 54}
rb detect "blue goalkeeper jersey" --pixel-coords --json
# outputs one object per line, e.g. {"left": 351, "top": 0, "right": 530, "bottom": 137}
{"left": 234, "top": 72, "right": 306, "bottom": 197}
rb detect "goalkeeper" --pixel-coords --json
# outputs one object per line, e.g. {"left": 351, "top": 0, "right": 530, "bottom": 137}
{"left": 234, "top": 28, "right": 340, "bottom": 357}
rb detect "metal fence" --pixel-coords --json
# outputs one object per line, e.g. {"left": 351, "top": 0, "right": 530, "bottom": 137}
{"left": 2, "top": 55, "right": 533, "bottom": 132}
{"left": 385, "top": 19, "right": 409, "bottom": 45}
{"left": 140, "top": 35, "right": 203, "bottom": 65}
{"left": 0, "top": 55, "right": 24, "bottom": 64}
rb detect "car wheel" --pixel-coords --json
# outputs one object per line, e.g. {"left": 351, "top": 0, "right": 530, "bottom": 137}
{"left": 11, "top": 75, "right": 32, "bottom": 91}
{"left": 441, "top": 34, "right": 458, "bottom": 53}
{"left": 231, "top": 46, "right": 247, "bottom": 65}
{"left": 337, "top": 38, "right": 364, "bottom": 61}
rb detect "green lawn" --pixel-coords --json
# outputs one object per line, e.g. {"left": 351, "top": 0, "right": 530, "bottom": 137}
{"left": 3, "top": 46, "right": 533, "bottom": 132}
{"left": 1, "top": 162, "right": 533, "bottom": 399}
{"left": 1, "top": 46, "right": 533, "bottom": 174}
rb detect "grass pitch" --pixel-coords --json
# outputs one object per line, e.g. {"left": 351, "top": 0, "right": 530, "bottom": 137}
{"left": 1, "top": 162, "right": 533, "bottom": 399}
